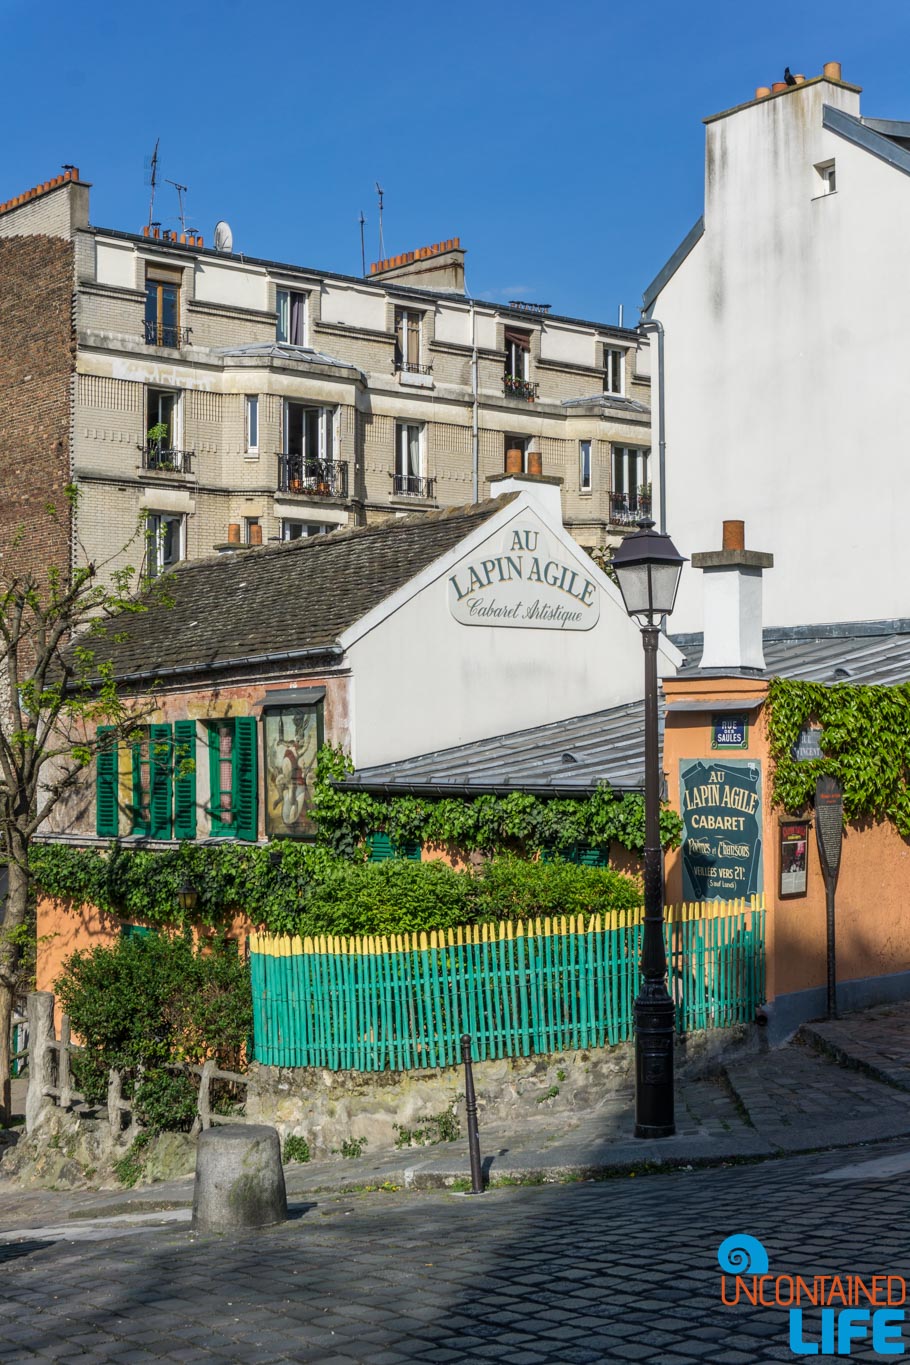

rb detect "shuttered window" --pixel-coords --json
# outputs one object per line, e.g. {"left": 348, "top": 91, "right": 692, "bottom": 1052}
{"left": 541, "top": 845, "right": 609, "bottom": 867}
{"left": 96, "top": 726, "right": 119, "bottom": 838}
{"left": 173, "top": 720, "right": 197, "bottom": 840}
{"left": 367, "top": 833, "right": 421, "bottom": 862}
{"left": 207, "top": 717, "right": 259, "bottom": 842}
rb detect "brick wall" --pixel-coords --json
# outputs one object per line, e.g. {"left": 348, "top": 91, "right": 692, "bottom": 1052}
{"left": 0, "top": 235, "right": 74, "bottom": 580}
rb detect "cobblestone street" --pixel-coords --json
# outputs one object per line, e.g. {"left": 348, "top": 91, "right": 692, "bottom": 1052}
{"left": 2, "top": 1137, "right": 909, "bottom": 1362}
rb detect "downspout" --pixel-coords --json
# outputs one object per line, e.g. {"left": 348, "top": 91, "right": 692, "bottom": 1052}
{"left": 636, "top": 318, "right": 666, "bottom": 534}
{"left": 470, "top": 298, "right": 479, "bottom": 503}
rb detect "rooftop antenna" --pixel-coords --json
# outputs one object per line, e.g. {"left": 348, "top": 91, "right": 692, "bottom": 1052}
{"left": 144, "top": 138, "right": 160, "bottom": 230}
{"left": 166, "top": 178, "right": 188, "bottom": 234}
{"left": 375, "top": 182, "right": 385, "bottom": 260}
{"left": 359, "top": 210, "right": 367, "bottom": 276}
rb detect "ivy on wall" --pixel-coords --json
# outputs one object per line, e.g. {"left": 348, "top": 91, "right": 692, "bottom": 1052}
{"left": 311, "top": 746, "right": 683, "bottom": 858}
{"left": 766, "top": 677, "right": 910, "bottom": 835}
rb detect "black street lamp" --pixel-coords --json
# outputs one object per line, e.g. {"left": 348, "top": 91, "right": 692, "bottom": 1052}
{"left": 176, "top": 879, "right": 198, "bottom": 914}
{"left": 611, "top": 520, "right": 687, "bottom": 1139}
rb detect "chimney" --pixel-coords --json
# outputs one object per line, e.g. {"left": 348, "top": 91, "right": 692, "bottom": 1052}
{"left": 487, "top": 471, "right": 563, "bottom": 525}
{"left": 691, "top": 520, "right": 773, "bottom": 673}
{"left": 369, "top": 238, "right": 466, "bottom": 294}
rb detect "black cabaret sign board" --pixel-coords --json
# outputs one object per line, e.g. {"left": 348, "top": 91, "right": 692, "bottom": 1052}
{"left": 815, "top": 775, "right": 844, "bottom": 883}
{"left": 680, "top": 759, "right": 764, "bottom": 902}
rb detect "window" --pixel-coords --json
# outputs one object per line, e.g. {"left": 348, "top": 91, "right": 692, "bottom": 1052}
{"left": 146, "top": 513, "right": 184, "bottom": 578}
{"left": 282, "top": 520, "right": 331, "bottom": 540}
{"left": 611, "top": 446, "right": 651, "bottom": 524}
{"left": 245, "top": 396, "right": 259, "bottom": 453}
{"left": 367, "top": 833, "right": 421, "bottom": 861}
{"left": 206, "top": 717, "right": 259, "bottom": 840}
{"left": 144, "top": 268, "right": 183, "bottom": 347}
{"left": 815, "top": 160, "right": 836, "bottom": 194}
{"left": 284, "top": 402, "right": 334, "bottom": 463}
{"left": 580, "top": 440, "right": 592, "bottom": 492}
{"left": 96, "top": 720, "right": 197, "bottom": 840}
{"left": 276, "top": 289, "right": 307, "bottom": 345}
{"left": 603, "top": 346, "right": 624, "bottom": 396}
{"left": 394, "top": 422, "right": 426, "bottom": 496}
{"left": 505, "top": 328, "right": 531, "bottom": 382}
{"left": 394, "top": 308, "right": 422, "bottom": 372}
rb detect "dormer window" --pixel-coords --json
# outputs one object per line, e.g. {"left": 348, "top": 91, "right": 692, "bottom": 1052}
{"left": 394, "top": 308, "right": 423, "bottom": 372}
{"left": 276, "top": 289, "right": 307, "bottom": 345}
{"left": 603, "top": 346, "right": 624, "bottom": 396}
{"left": 144, "top": 266, "right": 184, "bottom": 347}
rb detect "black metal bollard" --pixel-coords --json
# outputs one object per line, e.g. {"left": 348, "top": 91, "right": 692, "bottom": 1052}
{"left": 461, "top": 1033, "right": 484, "bottom": 1194}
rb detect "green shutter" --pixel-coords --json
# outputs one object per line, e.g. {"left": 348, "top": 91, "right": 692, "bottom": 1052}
{"left": 570, "top": 845, "right": 609, "bottom": 867}
{"left": 120, "top": 923, "right": 156, "bottom": 939}
{"left": 367, "top": 833, "right": 420, "bottom": 861}
{"left": 233, "top": 717, "right": 259, "bottom": 842}
{"left": 149, "top": 723, "right": 172, "bottom": 839}
{"left": 173, "top": 720, "right": 196, "bottom": 840}
{"left": 208, "top": 725, "right": 226, "bottom": 836}
{"left": 399, "top": 840, "right": 422, "bottom": 861}
{"left": 96, "top": 726, "right": 119, "bottom": 838}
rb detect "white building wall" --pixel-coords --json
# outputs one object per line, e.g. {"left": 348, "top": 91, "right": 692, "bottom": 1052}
{"left": 346, "top": 501, "right": 678, "bottom": 767}
{"left": 653, "top": 77, "right": 910, "bottom": 630}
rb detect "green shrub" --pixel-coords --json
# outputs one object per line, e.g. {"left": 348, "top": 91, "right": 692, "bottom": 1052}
{"left": 282, "top": 1135, "right": 311, "bottom": 1164}
{"left": 134, "top": 1068, "right": 197, "bottom": 1133}
{"left": 301, "top": 858, "right": 472, "bottom": 937}
{"left": 470, "top": 855, "right": 642, "bottom": 922}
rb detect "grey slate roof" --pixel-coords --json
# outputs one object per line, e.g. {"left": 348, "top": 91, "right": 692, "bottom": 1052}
{"left": 672, "top": 620, "right": 910, "bottom": 686}
{"left": 86, "top": 497, "right": 513, "bottom": 683}
{"left": 340, "top": 698, "right": 653, "bottom": 796}
{"left": 343, "top": 621, "right": 910, "bottom": 798}
{"left": 215, "top": 342, "right": 362, "bottom": 374}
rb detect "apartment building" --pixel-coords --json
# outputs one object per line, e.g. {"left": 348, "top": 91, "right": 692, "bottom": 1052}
{"left": 0, "top": 169, "right": 652, "bottom": 584}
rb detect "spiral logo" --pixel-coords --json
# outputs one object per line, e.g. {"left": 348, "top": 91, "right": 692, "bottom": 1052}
{"left": 717, "top": 1234, "right": 769, "bottom": 1275}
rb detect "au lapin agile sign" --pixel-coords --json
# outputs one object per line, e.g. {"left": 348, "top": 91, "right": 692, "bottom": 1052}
{"left": 448, "top": 521, "right": 600, "bottom": 631}
{"left": 680, "top": 759, "right": 764, "bottom": 901}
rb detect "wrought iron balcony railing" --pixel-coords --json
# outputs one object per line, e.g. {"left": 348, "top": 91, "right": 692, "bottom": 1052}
{"left": 392, "top": 472, "right": 435, "bottom": 499}
{"left": 504, "top": 374, "right": 539, "bottom": 402}
{"left": 278, "top": 454, "right": 348, "bottom": 499}
{"left": 142, "top": 445, "right": 194, "bottom": 475}
{"left": 395, "top": 360, "right": 434, "bottom": 375}
{"left": 144, "top": 321, "right": 192, "bottom": 348}
{"left": 609, "top": 492, "right": 652, "bottom": 526}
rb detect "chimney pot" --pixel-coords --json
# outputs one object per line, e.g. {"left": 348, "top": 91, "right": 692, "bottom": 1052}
{"left": 722, "top": 519, "right": 745, "bottom": 551}
{"left": 227, "top": 522, "right": 241, "bottom": 544}
{"left": 823, "top": 60, "right": 842, "bottom": 81}
{"left": 755, "top": 86, "right": 771, "bottom": 98}
{"left": 505, "top": 447, "right": 524, "bottom": 475}
{"left": 527, "top": 451, "right": 543, "bottom": 477}
{"left": 771, "top": 81, "right": 788, "bottom": 93}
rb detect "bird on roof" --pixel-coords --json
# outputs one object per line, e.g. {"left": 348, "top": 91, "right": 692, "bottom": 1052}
{"left": 784, "top": 67, "right": 797, "bottom": 86}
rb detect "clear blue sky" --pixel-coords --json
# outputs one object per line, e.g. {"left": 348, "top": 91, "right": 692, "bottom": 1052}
{"left": 3, "top": 0, "right": 908, "bottom": 323}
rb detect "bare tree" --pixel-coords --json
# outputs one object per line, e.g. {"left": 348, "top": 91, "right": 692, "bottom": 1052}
{"left": 0, "top": 505, "right": 167, "bottom": 1122}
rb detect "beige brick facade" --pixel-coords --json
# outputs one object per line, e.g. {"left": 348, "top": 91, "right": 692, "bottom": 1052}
{"left": 0, "top": 173, "right": 654, "bottom": 585}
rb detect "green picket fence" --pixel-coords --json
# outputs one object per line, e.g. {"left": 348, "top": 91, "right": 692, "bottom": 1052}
{"left": 249, "top": 896, "right": 765, "bottom": 1071}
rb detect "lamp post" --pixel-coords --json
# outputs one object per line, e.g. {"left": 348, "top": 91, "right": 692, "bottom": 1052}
{"left": 611, "top": 520, "right": 686, "bottom": 1139}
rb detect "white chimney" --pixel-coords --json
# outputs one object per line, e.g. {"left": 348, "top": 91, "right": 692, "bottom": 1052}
{"left": 692, "top": 520, "right": 773, "bottom": 672}
{"left": 487, "top": 471, "right": 563, "bottom": 525}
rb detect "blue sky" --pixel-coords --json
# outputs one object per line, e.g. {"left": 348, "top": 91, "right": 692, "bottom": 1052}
{"left": 3, "top": 0, "right": 908, "bottom": 323}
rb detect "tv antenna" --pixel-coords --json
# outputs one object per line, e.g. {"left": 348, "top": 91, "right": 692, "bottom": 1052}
{"left": 359, "top": 210, "right": 366, "bottom": 276}
{"left": 166, "top": 178, "right": 188, "bottom": 234}
{"left": 144, "top": 138, "right": 161, "bottom": 230}
{"left": 375, "top": 182, "right": 385, "bottom": 260}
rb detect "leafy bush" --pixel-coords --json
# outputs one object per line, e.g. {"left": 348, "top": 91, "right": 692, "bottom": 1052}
{"left": 282, "top": 1135, "right": 310, "bottom": 1164}
{"left": 56, "top": 933, "right": 252, "bottom": 1132}
{"left": 471, "top": 856, "right": 642, "bottom": 923}
{"left": 301, "top": 858, "right": 472, "bottom": 937}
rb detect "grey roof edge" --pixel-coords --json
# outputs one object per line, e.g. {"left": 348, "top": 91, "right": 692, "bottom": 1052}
{"left": 823, "top": 105, "right": 910, "bottom": 178}
{"left": 86, "top": 226, "right": 642, "bottom": 343}
{"left": 671, "top": 617, "right": 910, "bottom": 647}
{"left": 335, "top": 778, "right": 642, "bottom": 798}
{"left": 862, "top": 117, "right": 910, "bottom": 139}
{"left": 641, "top": 217, "right": 705, "bottom": 314}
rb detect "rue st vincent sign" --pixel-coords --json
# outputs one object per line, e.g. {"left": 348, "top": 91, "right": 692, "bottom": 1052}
{"left": 447, "top": 522, "right": 601, "bottom": 631}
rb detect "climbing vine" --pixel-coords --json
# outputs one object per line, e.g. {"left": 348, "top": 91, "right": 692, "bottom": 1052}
{"left": 766, "top": 677, "right": 910, "bottom": 835}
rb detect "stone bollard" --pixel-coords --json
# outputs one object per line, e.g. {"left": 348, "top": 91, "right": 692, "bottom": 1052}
{"left": 192, "top": 1124, "right": 287, "bottom": 1232}
{"left": 25, "top": 992, "right": 56, "bottom": 1135}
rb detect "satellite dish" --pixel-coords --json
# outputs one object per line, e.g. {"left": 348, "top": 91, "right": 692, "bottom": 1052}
{"left": 213, "top": 220, "right": 233, "bottom": 253}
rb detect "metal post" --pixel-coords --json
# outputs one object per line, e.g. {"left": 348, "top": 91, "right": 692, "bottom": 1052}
{"left": 634, "top": 624, "right": 675, "bottom": 1139}
{"left": 461, "top": 1033, "right": 484, "bottom": 1194}
{"left": 825, "top": 879, "right": 838, "bottom": 1020}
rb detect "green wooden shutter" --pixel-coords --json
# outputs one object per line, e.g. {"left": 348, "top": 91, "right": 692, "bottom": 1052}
{"left": 233, "top": 717, "right": 259, "bottom": 842}
{"left": 130, "top": 741, "right": 149, "bottom": 836}
{"left": 399, "top": 840, "right": 422, "bottom": 861}
{"left": 120, "top": 923, "right": 156, "bottom": 939}
{"left": 367, "top": 832, "right": 394, "bottom": 861}
{"left": 173, "top": 720, "right": 197, "bottom": 840}
{"left": 149, "top": 723, "right": 172, "bottom": 839}
{"left": 96, "top": 726, "right": 119, "bottom": 838}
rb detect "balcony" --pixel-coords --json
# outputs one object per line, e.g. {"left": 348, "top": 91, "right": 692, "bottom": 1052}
{"left": 144, "top": 321, "right": 192, "bottom": 348}
{"left": 395, "top": 360, "right": 433, "bottom": 376}
{"left": 142, "top": 445, "right": 194, "bottom": 475}
{"left": 609, "top": 492, "right": 652, "bottom": 526}
{"left": 277, "top": 454, "right": 348, "bottom": 499}
{"left": 392, "top": 472, "right": 435, "bottom": 499}
{"left": 504, "top": 374, "right": 539, "bottom": 402}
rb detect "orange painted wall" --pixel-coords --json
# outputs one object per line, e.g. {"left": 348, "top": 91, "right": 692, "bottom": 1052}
{"left": 663, "top": 675, "right": 910, "bottom": 1004}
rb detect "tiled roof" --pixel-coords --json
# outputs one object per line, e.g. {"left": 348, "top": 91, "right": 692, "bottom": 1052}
{"left": 672, "top": 620, "right": 910, "bottom": 685}
{"left": 85, "top": 497, "right": 513, "bottom": 683}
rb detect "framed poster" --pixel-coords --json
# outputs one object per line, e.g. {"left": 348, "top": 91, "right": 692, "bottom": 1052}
{"left": 262, "top": 704, "right": 323, "bottom": 839}
{"left": 679, "top": 758, "right": 763, "bottom": 902}
{"left": 779, "top": 820, "right": 809, "bottom": 899}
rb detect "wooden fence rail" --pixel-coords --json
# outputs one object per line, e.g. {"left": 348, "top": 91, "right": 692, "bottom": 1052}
{"left": 24, "top": 992, "right": 249, "bottom": 1137}
{"left": 250, "top": 896, "right": 766, "bottom": 1072}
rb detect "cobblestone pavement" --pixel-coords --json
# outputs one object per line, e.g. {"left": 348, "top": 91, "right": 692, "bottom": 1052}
{"left": 802, "top": 1001, "right": 910, "bottom": 1092}
{"left": 1, "top": 1138, "right": 910, "bottom": 1362}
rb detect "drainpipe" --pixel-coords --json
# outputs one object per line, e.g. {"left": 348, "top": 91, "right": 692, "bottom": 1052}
{"left": 636, "top": 318, "right": 666, "bottom": 534}
{"left": 470, "top": 298, "right": 479, "bottom": 503}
